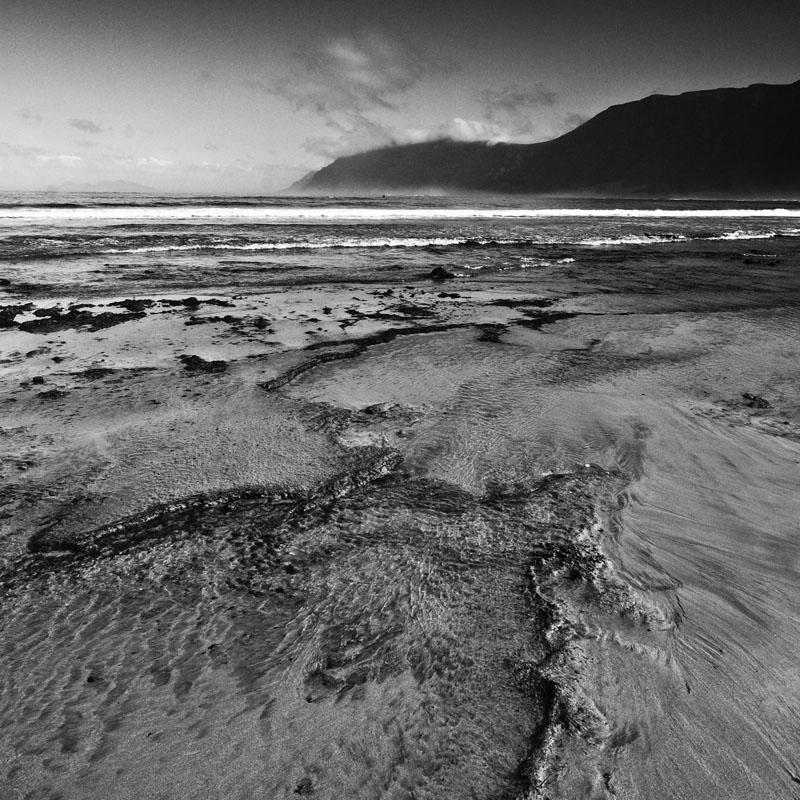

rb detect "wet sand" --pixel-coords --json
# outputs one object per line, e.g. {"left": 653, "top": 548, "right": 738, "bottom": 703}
{"left": 2, "top": 245, "right": 800, "bottom": 799}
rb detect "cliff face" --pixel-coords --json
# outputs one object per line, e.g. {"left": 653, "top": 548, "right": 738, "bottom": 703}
{"left": 299, "top": 80, "right": 800, "bottom": 196}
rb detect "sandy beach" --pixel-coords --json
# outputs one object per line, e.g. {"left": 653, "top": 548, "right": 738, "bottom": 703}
{"left": 2, "top": 220, "right": 800, "bottom": 799}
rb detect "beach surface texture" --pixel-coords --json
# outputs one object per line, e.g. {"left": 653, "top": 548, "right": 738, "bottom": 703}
{"left": 1, "top": 194, "right": 799, "bottom": 799}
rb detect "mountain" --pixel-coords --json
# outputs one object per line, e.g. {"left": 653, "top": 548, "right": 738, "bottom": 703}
{"left": 298, "top": 80, "right": 800, "bottom": 197}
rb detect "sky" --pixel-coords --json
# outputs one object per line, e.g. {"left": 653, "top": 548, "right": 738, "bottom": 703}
{"left": 1, "top": 0, "right": 799, "bottom": 193}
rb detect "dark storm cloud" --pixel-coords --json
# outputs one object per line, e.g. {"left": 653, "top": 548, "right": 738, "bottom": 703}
{"left": 69, "top": 118, "right": 104, "bottom": 134}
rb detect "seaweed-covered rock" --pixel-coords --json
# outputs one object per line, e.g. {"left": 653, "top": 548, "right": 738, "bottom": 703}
{"left": 110, "top": 298, "right": 154, "bottom": 312}
{"left": 179, "top": 354, "right": 228, "bottom": 373}
{"left": 18, "top": 308, "right": 144, "bottom": 333}
{"left": 37, "top": 388, "right": 68, "bottom": 400}
{"left": 742, "top": 393, "right": 771, "bottom": 409}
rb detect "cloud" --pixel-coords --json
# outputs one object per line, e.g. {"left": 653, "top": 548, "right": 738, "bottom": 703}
{"left": 476, "top": 83, "right": 558, "bottom": 119}
{"left": 69, "top": 118, "right": 104, "bottom": 134}
{"left": 38, "top": 154, "right": 84, "bottom": 166}
{"left": 555, "top": 112, "right": 590, "bottom": 135}
{"left": 268, "top": 29, "right": 442, "bottom": 116}
{"left": 0, "top": 141, "right": 82, "bottom": 167}
{"left": 254, "top": 28, "right": 448, "bottom": 161}
{"left": 304, "top": 111, "right": 541, "bottom": 162}
{"left": 468, "top": 82, "right": 559, "bottom": 141}
{"left": 244, "top": 78, "right": 268, "bottom": 93}
{"left": 136, "top": 156, "right": 174, "bottom": 168}
{"left": 124, "top": 123, "right": 153, "bottom": 139}
{"left": 405, "top": 118, "right": 509, "bottom": 144}
{"left": 0, "top": 141, "right": 47, "bottom": 158}
{"left": 18, "top": 108, "right": 44, "bottom": 123}
{"left": 304, "top": 115, "right": 398, "bottom": 159}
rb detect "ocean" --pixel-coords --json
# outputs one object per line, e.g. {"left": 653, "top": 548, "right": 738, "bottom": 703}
{"left": 2, "top": 193, "right": 800, "bottom": 297}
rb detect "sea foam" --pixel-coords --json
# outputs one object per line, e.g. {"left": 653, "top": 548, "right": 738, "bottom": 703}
{"left": 4, "top": 206, "right": 800, "bottom": 223}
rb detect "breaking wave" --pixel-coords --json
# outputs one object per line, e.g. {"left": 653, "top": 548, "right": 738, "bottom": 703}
{"left": 4, "top": 205, "right": 800, "bottom": 223}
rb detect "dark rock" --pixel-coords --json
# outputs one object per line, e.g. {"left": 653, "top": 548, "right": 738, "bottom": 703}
{"left": 1, "top": 303, "right": 34, "bottom": 327}
{"left": 205, "top": 298, "right": 235, "bottom": 307}
{"left": 77, "top": 367, "right": 116, "bottom": 380}
{"left": 490, "top": 297, "right": 553, "bottom": 309}
{"left": 742, "top": 392, "right": 771, "bottom": 409}
{"left": 254, "top": 317, "right": 270, "bottom": 329}
{"left": 0, "top": 278, "right": 11, "bottom": 286}
{"left": 33, "top": 306, "right": 62, "bottom": 317}
{"left": 185, "top": 315, "right": 225, "bottom": 326}
{"left": 429, "top": 266, "right": 455, "bottom": 281}
{"left": 391, "top": 302, "right": 435, "bottom": 317}
{"left": 19, "top": 317, "right": 67, "bottom": 334}
{"left": 179, "top": 354, "right": 228, "bottom": 373}
{"left": 32, "top": 376, "right": 45, "bottom": 385}
{"left": 477, "top": 323, "right": 507, "bottom": 343}
{"left": 321, "top": 307, "right": 332, "bottom": 315}
{"left": 110, "top": 298, "right": 154, "bottom": 312}
{"left": 515, "top": 310, "right": 578, "bottom": 331}
{"left": 37, "top": 389, "right": 68, "bottom": 400}
{"left": 18, "top": 308, "right": 144, "bottom": 333}
{"left": 87, "top": 311, "right": 146, "bottom": 331}
{"left": 362, "top": 402, "right": 393, "bottom": 416}
{"left": 182, "top": 297, "right": 201, "bottom": 308}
